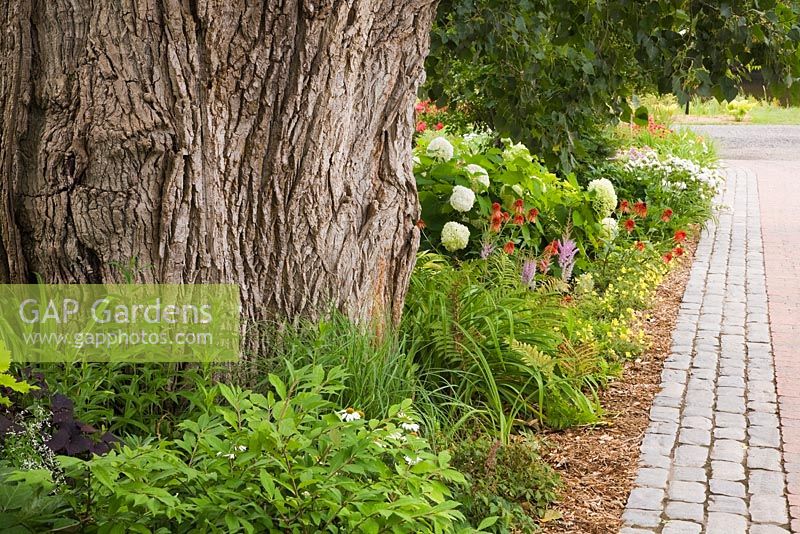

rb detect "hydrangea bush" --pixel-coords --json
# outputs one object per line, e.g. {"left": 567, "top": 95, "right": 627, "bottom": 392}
{"left": 413, "top": 132, "right": 610, "bottom": 283}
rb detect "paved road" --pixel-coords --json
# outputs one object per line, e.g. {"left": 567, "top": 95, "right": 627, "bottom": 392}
{"left": 680, "top": 125, "right": 800, "bottom": 161}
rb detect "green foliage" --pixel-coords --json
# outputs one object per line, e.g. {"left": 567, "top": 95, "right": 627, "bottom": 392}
{"left": 69, "top": 365, "right": 466, "bottom": 533}
{"left": 0, "top": 340, "right": 35, "bottom": 407}
{"left": 403, "top": 253, "right": 606, "bottom": 433}
{"left": 425, "top": 0, "right": 800, "bottom": 171}
{"left": 450, "top": 436, "right": 561, "bottom": 532}
{"left": 29, "top": 362, "right": 219, "bottom": 438}
{"left": 726, "top": 98, "right": 758, "bottom": 121}
{"left": 0, "top": 464, "right": 79, "bottom": 533}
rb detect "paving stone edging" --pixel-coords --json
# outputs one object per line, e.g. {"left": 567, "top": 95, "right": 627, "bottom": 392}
{"left": 621, "top": 166, "right": 791, "bottom": 533}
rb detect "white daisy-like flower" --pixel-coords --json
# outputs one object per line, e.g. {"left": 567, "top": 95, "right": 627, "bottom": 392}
{"left": 449, "top": 185, "right": 476, "bottom": 212}
{"left": 337, "top": 408, "right": 362, "bottom": 422}
{"left": 426, "top": 136, "right": 454, "bottom": 161}
{"left": 400, "top": 422, "right": 420, "bottom": 433}
{"left": 465, "top": 164, "right": 490, "bottom": 189}
{"left": 404, "top": 455, "right": 423, "bottom": 466}
{"left": 235, "top": 445, "right": 247, "bottom": 452}
{"left": 441, "top": 221, "right": 470, "bottom": 252}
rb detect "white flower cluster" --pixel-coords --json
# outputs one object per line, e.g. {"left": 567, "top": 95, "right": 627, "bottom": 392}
{"left": 441, "top": 221, "right": 470, "bottom": 252}
{"left": 622, "top": 151, "right": 723, "bottom": 195}
{"left": 449, "top": 185, "right": 476, "bottom": 212}
{"left": 599, "top": 217, "right": 619, "bottom": 241}
{"left": 426, "top": 136, "right": 454, "bottom": 161}
{"left": 587, "top": 178, "right": 618, "bottom": 217}
{"left": 465, "top": 163, "right": 490, "bottom": 189}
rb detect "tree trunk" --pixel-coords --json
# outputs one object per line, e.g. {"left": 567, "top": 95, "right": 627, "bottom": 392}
{"left": 0, "top": 0, "right": 435, "bottom": 328}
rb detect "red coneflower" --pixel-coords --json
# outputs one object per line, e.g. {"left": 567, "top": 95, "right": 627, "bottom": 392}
{"left": 663, "top": 252, "right": 673, "bottom": 263}
{"left": 527, "top": 208, "right": 539, "bottom": 223}
{"left": 544, "top": 240, "right": 559, "bottom": 256}
{"left": 635, "top": 241, "right": 645, "bottom": 251}
{"left": 415, "top": 121, "right": 427, "bottom": 133}
{"left": 619, "top": 200, "right": 630, "bottom": 214}
{"left": 660, "top": 208, "right": 673, "bottom": 222}
{"left": 633, "top": 201, "right": 648, "bottom": 218}
{"left": 674, "top": 229, "right": 687, "bottom": 243}
{"left": 513, "top": 214, "right": 525, "bottom": 225}
{"left": 624, "top": 218, "right": 636, "bottom": 233}
{"left": 414, "top": 101, "right": 427, "bottom": 113}
{"left": 503, "top": 241, "right": 515, "bottom": 254}
{"left": 416, "top": 219, "right": 426, "bottom": 230}
{"left": 502, "top": 212, "right": 510, "bottom": 223}
{"left": 673, "top": 246, "right": 684, "bottom": 257}
{"left": 513, "top": 198, "right": 525, "bottom": 215}
{"left": 435, "top": 122, "right": 444, "bottom": 131}
{"left": 492, "top": 202, "right": 502, "bottom": 213}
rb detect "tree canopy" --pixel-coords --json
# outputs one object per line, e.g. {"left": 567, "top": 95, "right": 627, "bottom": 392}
{"left": 425, "top": 0, "right": 800, "bottom": 170}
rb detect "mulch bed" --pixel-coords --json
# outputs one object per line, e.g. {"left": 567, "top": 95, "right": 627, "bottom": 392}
{"left": 538, "top": 236, "right": 699, "bottom": 533}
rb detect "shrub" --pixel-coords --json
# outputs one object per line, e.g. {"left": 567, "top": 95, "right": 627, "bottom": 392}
{"left": 69, "top": 365, "right": 467, "bottom": 533}
{"left": 450, "top": 436, "right": 560, "bottom": 532}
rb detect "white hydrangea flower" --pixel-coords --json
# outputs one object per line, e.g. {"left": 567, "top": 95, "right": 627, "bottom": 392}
{"left": 449, "top": 185, "right": 476, "bottom": 212}
{"left": 426, "top": 136, "right": 454, "bottom": 161}
{"left": 441, "top": 221, "right": 470, "bottom": 252}
{"left": 338, "top": 408, "right": 362, "bottom": 422}
{"left": 465, "top": 164, "right": 490, "bottom": 189}
{"left": 587, "top": 178, "right": 618, "bottom": 218}
{"left": 599, "top": 217, "right": 619, "bottom": 241}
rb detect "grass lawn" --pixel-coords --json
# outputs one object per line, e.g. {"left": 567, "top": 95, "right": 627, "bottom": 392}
{"left": 670, "top": 98, "right": 800, "bottom": 125}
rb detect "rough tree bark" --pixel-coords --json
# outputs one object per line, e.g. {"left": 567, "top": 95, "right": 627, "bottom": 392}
{"left": 0, "top": 0, "right": 435, "bottom": 327}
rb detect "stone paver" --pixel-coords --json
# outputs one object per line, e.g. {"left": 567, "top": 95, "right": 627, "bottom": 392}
{"left": 622, "top": 165, "right": 793, "bottom": 532}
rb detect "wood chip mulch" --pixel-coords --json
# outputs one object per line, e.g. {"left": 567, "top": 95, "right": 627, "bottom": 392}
{"left": 538, "top": 236, "right": 699, "bottom": 533}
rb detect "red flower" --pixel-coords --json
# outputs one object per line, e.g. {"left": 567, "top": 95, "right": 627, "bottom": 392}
{"left": 619, "top": 200, "right": 630, "bottom": 214}
{"left": 673, "top": 246, "right": 685, "bottom": 257}
{"left": 414, "top": 101, "right": 426, "bottom": 113}
{"left": 633, "top": 201, "right": 648, "bottom": 218}
{"left": 434, "top": 122, "right": 444, "bottom": 131}
{"left": 674, "top": 229, "right": 687, "bottom": 243}
{"left": 562, "top": 295, "right": 574, "bottom": 305}
{"left": 544, "top": 240, "right": 559, "bottom": 256}
{"left": 663, "top": 252, "right": 674, "bottom": 263}
{"left": 491, "top": 202, "right": 502, "bottom": 213}
{"left": 513, "top": 198, "right": 524, "bottom": 215}
{"left": 624, "top": 218, "right": 636, "bottom": 233}
{"left": 635, "top": 241, "right": 645, "bottom": 251}
{"left": 513, "top": 214, "right": 525, "bottom": 225}
{"left": 660, "top": 208, "right": 673, "bottom": 222}
{"left": 502, "top": 211, "right": 510, "bottom": 223}
{"left": 415, "top": 121, "right": 427, "bottom": 133}
{"left": 416, "top": 219, "right": 426, "bottom": 230}
{"left": 489, "top": 212, "right": 503, "bottom": 232}
{"left": 503, "top": 241, "right": 515, "bottom": 254}
{"left": 527, "top": 208, "right": 539, "bottom": 223}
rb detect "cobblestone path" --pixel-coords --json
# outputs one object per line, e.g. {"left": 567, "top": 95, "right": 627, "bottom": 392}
{"left": 622, "top": 164, "right": 792, "bottom": 533}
